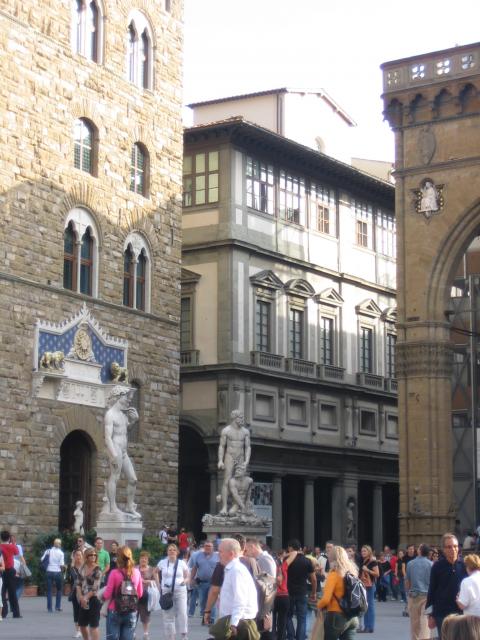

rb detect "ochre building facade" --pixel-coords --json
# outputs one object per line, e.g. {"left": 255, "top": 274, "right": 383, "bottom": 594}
{"left": 0, "top": 0, "right": 183, "bottom": 538}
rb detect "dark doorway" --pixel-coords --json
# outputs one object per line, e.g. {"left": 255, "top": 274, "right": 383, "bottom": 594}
{"left": 315, "top": 478, "right": 333, "bottom": 546}
{"left": 383, "top": 483, "right": 399, "bottom": 549}
{"left": 357, "top": 481, "right": 373, "bottom": 547}
{"left": 282, "top": 475, "right": 304, "bottom": 545}
{"left": 59, "top": 430, "right": 95, "bottom": 532}
{"left": 178, "top": 424, "right": 209, "bottom": 541}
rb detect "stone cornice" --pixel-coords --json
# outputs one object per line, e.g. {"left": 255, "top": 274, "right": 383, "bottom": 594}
{"left": 0, "top": 270, "right": 178, "bottom": 327}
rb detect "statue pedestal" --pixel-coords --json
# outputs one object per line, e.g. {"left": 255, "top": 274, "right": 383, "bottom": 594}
{"left": 202, "top": 513, "right": 270, "bottom": 543}
{"left": 96, "top": 514, "right": 144, "bottom": 549}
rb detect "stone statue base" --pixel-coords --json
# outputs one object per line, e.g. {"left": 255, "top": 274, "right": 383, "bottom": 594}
{"left": 96, "top": 513, "right": 144, "bottom": 549}
{"left": 202, "top": 512, "right": 270, "bottom": 543}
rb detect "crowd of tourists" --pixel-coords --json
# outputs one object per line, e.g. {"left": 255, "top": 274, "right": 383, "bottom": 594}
{"left": 2, "top": 527, "right": 480, "bottom": 639}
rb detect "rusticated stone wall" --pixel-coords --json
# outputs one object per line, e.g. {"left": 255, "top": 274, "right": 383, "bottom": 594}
{"left": 0, "top": 1, "right": 183, "bottom": 538}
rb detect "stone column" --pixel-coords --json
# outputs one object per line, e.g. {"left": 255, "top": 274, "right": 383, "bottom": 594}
{"left": 331, "top": 479, "right": 343, "bottom": 543}
{"left": 272, "top": 476, "right": 283, "bottom": 551}
{"left": 373, "top": 483, "right": 384, "bottom": 553}
{"left": 304, "top": 478, "right": 315, "bottom": 548}
{"left": 209, "top": 471, "right": 218, "bottom": 514}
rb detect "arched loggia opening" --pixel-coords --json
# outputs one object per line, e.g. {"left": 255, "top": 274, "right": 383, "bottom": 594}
{"left": 448, "top": 233, "right": 480, "bottom": 533}
{"left": 59, "top": 430, "right": 95, "bottom": 532}
{"left": 178, "top": 424, "right": 209, "bottom": 541}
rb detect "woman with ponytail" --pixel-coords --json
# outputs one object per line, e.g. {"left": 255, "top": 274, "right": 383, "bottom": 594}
{"left": 102, "top": 545, "right": 143, "bottom": 640}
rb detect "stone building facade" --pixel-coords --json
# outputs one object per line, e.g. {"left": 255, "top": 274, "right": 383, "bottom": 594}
{"left": 179, "top": 97, "right": 399, "bottom": 550}
{"left": 0, "top": 0, "right": 183, "bottom": 538}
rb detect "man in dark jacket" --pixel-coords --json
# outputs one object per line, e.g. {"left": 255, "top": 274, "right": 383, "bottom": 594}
{"left": 426, "top": 533, "right": 467, "bottom": 636}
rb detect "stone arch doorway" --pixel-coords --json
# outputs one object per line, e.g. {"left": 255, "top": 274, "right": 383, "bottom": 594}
{"left": 178, "top": 424, "right": 209, "bottom": 541}
{"left": 449, "top": 233, "right": 480, "bottom": 532}
{"left": 59, "top": 430, "right": 96, "bottom": 532}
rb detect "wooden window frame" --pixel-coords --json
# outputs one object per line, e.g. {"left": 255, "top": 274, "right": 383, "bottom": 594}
{"left": 246, "top": 156, "right": 275, "bottom": 215}
{"left": 359, "top": 325, "right": 374, "bottom": 373}
{"left": 289, "top": 306, "right": 305, "bottom": 360}
{"left": 130, "top": 143, "right": 149, "bottom": 197}
{"left": 183, "top": 151, "right": 219, "bottom": 207}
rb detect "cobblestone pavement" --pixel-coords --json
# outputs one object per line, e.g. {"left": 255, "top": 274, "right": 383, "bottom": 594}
{"left": 2, "top": 596, "right": 419, "bottom": 640}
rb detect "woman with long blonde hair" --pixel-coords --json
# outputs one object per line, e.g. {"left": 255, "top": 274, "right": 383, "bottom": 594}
{"left": 102, "top": 545, "right": 143, "bottom": 640}
{"left": 316, "top": 546, "right": 359, "bottom": 639}
{"left": 359, "top": 545, "right": 379, "bottom": 633}
{"left": 442, "top": 614, "right": 480, "bottom": 639}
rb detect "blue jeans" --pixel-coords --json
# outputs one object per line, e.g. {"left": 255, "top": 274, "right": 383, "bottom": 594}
{"left": 287, "top": 594, "right": 308, "bottom": 640}
{"left": 106, "top": 610, "right": 136, "bottom": 640}
{"left": 398, "top": 577, "right": 406, "bottom": 603}
{"left": 363, "top": 585, "right": 376, "bottom": 631}
{"left": 46, "top": 571, "right": 63, "bottom": 611}
{"left": 188, "top": 585, "right": 198, "bottom": 615}
{"left": 197, "top": 581, "right": 216, "bottom": 620}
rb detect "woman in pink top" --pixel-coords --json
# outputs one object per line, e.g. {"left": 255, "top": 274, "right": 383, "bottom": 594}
{"left": 102, "top": 545, "right": 143, "bottom": 640}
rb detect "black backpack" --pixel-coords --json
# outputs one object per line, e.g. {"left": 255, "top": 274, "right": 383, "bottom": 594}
{"left": 115, "top": 573, "right": 138, "bottom": 614}
{"left": 336, "top": 572, "right": 368, "bottom": 619}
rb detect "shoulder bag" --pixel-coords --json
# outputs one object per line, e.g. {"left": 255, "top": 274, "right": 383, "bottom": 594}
{"left": 159, "top": 560, "right": 178, "bottom": 610}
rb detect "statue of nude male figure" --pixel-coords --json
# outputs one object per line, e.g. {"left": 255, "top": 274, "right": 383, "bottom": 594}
{"left": 103, "top": 386, "right": 140, "bottom": 519}
{"left": 217, "top": 410, "right": 251, "bottom": 515}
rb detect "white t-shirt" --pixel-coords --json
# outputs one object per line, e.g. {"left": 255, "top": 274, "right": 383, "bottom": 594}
{"left": 458, "top": 571, "right": 480, "bottom": 616}
{"left": 42, "top": 547, "right": 65, "bottom": 573}
{"left": 157, "top": 558, "right": 188, "bottom": 590}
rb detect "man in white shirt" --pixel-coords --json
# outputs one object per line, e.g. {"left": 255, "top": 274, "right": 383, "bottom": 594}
{"left": 211, "top": 538, "right": 259, "bottom": 640}
{"left": 41, "top": 538, "right": 65, "bottom": 613}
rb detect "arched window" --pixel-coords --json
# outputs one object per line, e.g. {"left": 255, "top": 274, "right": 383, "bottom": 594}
{"left": 63, "top": 222, "right": 77, "bottom": 291}
{"left": 72, "top": 0, "right": 103, "bottom": 63}
{"left": 123, "top": 233, "right": 151, "bottom": 312}
{"left": 64, "top": 207, "right": 100, "bottom": 297}
{"left": 74, "top": 118, "right": 96, "bottom": 175}
{"left": 130, "top": 143, "right": 148, "bottom": 196}
{"left": 126, "top": 11, "right": 154, "bottom": 89}
{"left": 141, "top": 31, "right": 150, "bottom": 90}
{"left": 123, "top": 244, "right": 135, "bottom": 307}
{"left": 136, "top": 250, "right": 146, "bottom": 311}
{"left": 80, "top": 227, "right": 93, "bottom": 295}
{"left": 128, "top": 23, "right": 137, "bottom": 83}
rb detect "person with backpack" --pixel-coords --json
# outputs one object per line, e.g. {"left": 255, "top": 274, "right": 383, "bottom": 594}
{"left": 76, "top": 547, "right": 102, "bottom": 640}
{"left": 102, "top": 545, "right": 143, "bottom": 640}
{"left": 316, "top": 546, "right": 364, "bottom": 640}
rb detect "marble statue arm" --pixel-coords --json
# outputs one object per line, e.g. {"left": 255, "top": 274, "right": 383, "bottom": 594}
{"left": 244, "top": 430, "right": 251, "bottom": 466}
{"left": 126, "top": 407, "right": 139, "bottom": 428}
{"left": 218, "top": 429, "right": 226, "bottom": 470}
{"left": 104, "top": 412, "right": 119, "bottom": 466}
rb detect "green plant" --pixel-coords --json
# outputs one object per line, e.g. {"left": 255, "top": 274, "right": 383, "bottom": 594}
{"left": 25, "top": 529, "right": 97, "bottom": 594}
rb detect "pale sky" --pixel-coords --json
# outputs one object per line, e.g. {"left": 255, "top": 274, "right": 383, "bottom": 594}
{"left": 183, "top": 0, "right": 480, "bottom": 162}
